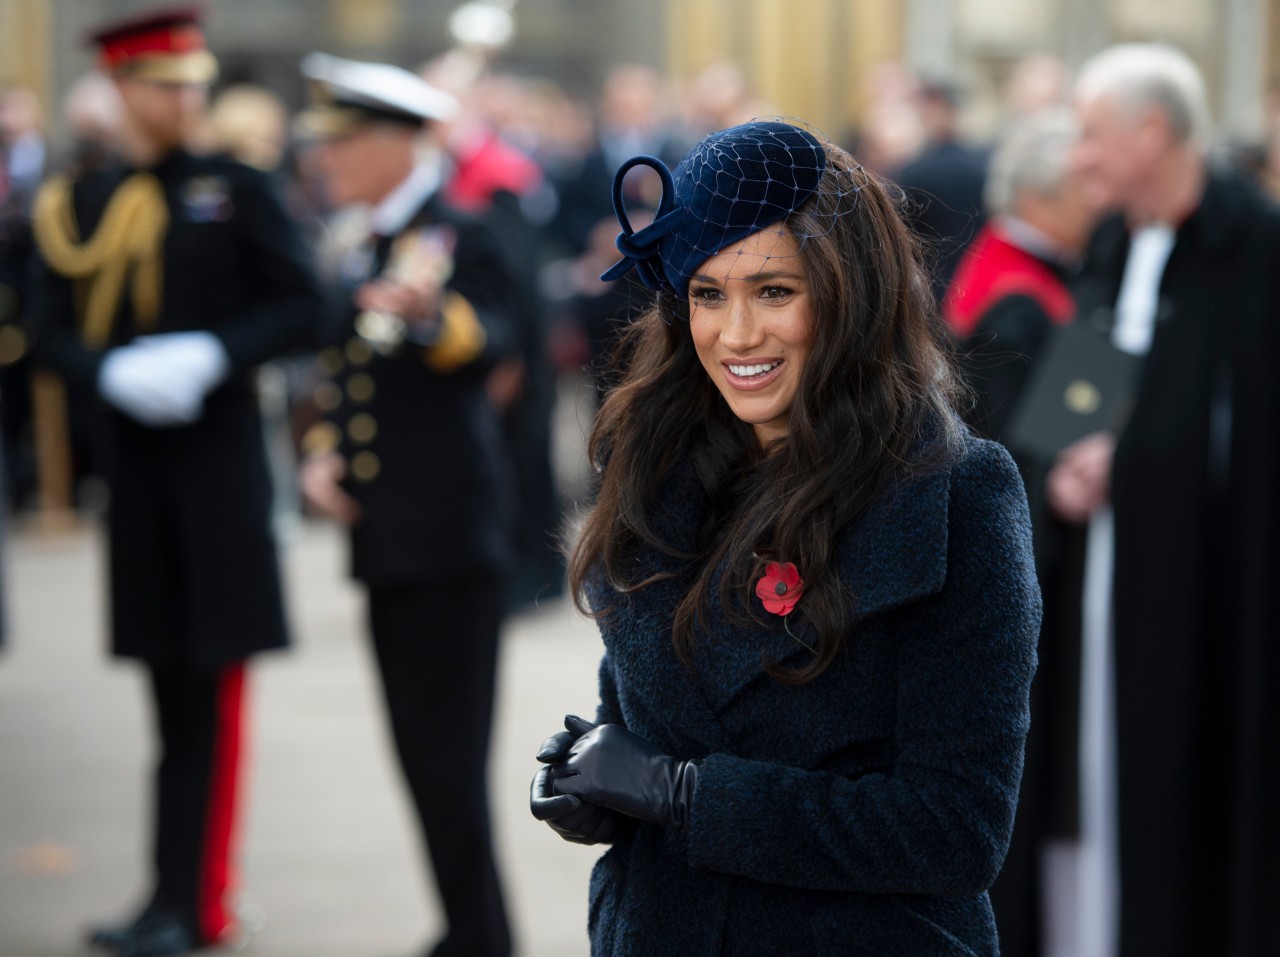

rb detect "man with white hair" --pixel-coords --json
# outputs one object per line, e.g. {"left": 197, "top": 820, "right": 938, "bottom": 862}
{"left": 1050, "top": 43, "right": 1280, "bottom": 957}
{"left": 943, "top": 110, "right": 1097, "bottom": 957}
{"left": 945, "top": 109, "right": 1095, "bottom": 437}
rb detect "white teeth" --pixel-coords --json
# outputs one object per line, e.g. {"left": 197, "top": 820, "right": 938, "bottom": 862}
{"left": 728, "top": 361, "right": 781, "bottom": 377}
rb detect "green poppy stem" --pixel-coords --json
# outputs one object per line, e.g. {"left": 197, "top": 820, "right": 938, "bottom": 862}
{"left": 784, "top": 616, "right": 816, "bottom": 654}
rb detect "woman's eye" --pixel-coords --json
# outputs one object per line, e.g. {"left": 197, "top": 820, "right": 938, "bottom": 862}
{"left": 761, "top": 286, "right": 792, "bottom": 300}
{"left": 690, "top": 287, "right": 723, "bottom": 304}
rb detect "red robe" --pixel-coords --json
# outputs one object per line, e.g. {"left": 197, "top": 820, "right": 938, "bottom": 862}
{"left": 942, "top": 223, "right": 1074, "bottom": 339}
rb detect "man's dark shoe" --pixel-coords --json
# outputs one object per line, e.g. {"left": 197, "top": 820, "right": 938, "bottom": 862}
{"left": 87, "top": 907, "right": 196, "bottom": 956}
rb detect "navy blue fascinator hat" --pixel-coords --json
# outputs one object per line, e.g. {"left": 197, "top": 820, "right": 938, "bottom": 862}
{"left": 601, "top": 120, "right": 829, "bottom": 298}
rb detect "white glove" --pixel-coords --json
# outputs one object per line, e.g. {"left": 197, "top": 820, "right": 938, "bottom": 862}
{"left": 99, "top": 344, "right": 204, "bottom": 426}
{"left": 133, "top": 332, "right": 231, "bottom": 396}
{"left": 97, "top": 333, "right": 229, "bottom": 427}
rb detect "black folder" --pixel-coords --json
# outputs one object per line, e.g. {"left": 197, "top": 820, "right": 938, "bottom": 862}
{"left": 1004, "top": 318, "right": 1143, "bottom": 463}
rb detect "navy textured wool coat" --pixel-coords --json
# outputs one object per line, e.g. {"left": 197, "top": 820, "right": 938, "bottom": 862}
{"left": 582, "top": 435, "right": 1041, "bottom": 956}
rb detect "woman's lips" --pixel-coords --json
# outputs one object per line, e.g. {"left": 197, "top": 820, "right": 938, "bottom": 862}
{"left": 721, "top": 359, "right": 783, "bottom": 391}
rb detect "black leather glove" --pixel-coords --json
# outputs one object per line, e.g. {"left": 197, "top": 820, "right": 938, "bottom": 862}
{"left": 529, "top": 716, "right": 628, "bottom": 845}
{"left": 551, "top": 715, "right": 698, "bottom": 827}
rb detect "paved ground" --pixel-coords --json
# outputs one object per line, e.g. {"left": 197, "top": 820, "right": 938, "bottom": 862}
{"left": 0, "top": 514, "right": 606, "bottom": 957}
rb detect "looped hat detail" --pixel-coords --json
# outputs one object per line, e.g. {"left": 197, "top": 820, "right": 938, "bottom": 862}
{"left": 601, "top": 156, "right": 683, "bottom": 291}
{"left": 601, "top": 120, "right": 829, "bottom": 298}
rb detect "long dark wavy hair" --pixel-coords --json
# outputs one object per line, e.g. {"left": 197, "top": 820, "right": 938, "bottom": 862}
{"left": 568, "top": 142, "right": 965, "bottom": 683}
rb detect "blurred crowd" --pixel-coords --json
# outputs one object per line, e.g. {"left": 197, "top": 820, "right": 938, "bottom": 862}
{"left": 2, "top": 19, "right": 1279, "bottom": 957}
{"left": 5, "top": 49, "right": 1280, "bottom": 527}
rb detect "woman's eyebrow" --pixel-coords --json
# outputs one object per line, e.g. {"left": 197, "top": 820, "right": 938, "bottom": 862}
{"left": 745, "top": 269, "right": 805, "bottom": 283}
{"left": 689, "top": 269, "right": 805, "bottom": 285}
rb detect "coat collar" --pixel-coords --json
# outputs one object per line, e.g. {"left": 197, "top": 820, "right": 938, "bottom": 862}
{"left": 369, "top": 159, "right": 443, "bottom": 237}
{"left": 834, "top": 463, "right": 951, "bottom": 621}
{"left": 690, "top": 454, "right": 953, "bottom": 715}
{"left": 1175, "top": 164, "right": 1252, "bottom": 256}
{"left": 1090, "top": 165, "right": 1252, "bottom": 270}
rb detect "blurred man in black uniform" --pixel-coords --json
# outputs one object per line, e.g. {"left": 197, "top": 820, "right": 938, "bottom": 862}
{"left": 27, "top": 9, "right": 321, "bottom": 956}
{"left": 296, "top": 54, "right": 516, "bottom": 957}
{"left": 0, "top": 84, "right": 44, "bottom": 514}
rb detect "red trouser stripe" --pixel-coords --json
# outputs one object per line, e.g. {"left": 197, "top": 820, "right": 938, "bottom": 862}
{"left": 197, "top": 664, "right": 246, "bottom": 943}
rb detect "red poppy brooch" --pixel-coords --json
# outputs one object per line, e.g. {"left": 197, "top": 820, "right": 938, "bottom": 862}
{"left": 755, "top": 561, "right": 804, "bottom": 616}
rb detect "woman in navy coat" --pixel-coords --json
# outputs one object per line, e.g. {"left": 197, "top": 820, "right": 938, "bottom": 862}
{"left": 531, "top": 121, "right": 1041, "bottom": 956}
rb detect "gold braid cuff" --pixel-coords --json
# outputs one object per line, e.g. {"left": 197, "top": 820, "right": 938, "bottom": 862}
{"left": 422, "top": 292, "right": 486, "bottom": 373}
{"left": 32, "top": 173, "right": 168, "bottom": 348}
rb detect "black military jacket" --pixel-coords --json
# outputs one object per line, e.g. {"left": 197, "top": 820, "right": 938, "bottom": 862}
{"left": 307, "top": 191, "right": 518, "bottom": 588}
{"left": 30, "top": 149, "right": 322, "bottom": 667}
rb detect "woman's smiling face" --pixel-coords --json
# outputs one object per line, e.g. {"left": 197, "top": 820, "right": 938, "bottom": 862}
{"left": 688, "top": 227, "right": 814, "bottom": 448}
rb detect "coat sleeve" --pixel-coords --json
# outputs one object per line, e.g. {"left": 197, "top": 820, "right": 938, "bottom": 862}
{"left": 213, "top": 167, "right": 323, "bottom": 371}
{"left": 595, "top": 652, "right": 623, "bottom": 726}
{"left": 684, "top": 440, "right": 1041, "bottom": 897}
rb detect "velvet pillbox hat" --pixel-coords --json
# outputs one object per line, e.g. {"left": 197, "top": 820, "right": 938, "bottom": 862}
{"left": 601, "top": 120, "right": 829, "bottom": 298}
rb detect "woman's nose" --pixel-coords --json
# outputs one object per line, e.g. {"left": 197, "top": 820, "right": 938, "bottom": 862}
{"left": 721, "top": 298, "right": 763, "bottom": 351}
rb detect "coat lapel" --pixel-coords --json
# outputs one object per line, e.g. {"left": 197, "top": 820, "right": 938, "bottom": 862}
{"left": 835, "top": 464, "right": 950, "bottom": 622}
{"left": 693, "top": 462, "right": 953, "bottom": 715}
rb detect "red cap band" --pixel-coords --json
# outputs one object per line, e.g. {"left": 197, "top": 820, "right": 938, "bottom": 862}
{"left": 97, "top": 22, "right": 207, "bottom": 72}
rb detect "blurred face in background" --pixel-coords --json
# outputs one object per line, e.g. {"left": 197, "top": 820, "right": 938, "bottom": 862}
{"left": 0, "top": 86, "right": 41, "bottom": 144}
{"left": 1073, "top": 92, "right": 1169, "bottom": 212}
{"left": 115, "top": 76, "right": 208, "bottom": 152}
{"left": 309, "top": 122, "right": 418, "bottom": 207}
{"left": 600, "top": 65, "right": 663, "bottom": 132}
{"left": 1017, "top": 169, "right": 1099, "bottom": 256}
{"left": 208, "top": 85, "right": 287, "bottom": 171}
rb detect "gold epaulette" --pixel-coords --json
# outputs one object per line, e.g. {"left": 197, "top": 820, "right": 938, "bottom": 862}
{"left": 32, "top": 172, "right": 169, "bottom": 348}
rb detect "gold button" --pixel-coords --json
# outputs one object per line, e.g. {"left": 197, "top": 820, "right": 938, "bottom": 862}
{"left": 314, "top": 381, "right": 342, "bottom": 411}
{"left": 348, "top": 412, "right": 378, "bottom": 444}
{"left": 1064, "top": 379, "right": 1102, "bottom": 415}
{"left": 347, "top": 372, "right": 375, "bottom": 404}
{"left": 351, "top": 450, "right": 381, "bottom": 482}
{"left": 0, "top": 324, "right": 27, "bottom": 366}
{"left": 345, "top": 337, "right": 374, "bottom": 366}
{"left": 317, "top": 347, "right": 344, "bottom": 375}
{"left": 301, "top": 421, "right": 341, "bottom": 456}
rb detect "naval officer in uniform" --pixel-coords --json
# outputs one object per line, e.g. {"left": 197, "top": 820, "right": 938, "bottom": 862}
{"left": 28, "top": 7, "right": 322, "bottom": 956}
{"left": 296, "top": 54, "right": 517, "bottom": 957}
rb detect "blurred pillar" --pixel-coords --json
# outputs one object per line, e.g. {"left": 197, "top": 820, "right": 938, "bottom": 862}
{"left": 849, "top": 0, "right": 906, "bottom": 130}
{"left": 1061, "top": 0, "right": 1111, "bottom": 71}
{"left": 905, "top": 0, "right": 956, "bottom": 78}
{"left": 0, "top": 0, "right": 72, "bottom": 530}
{"left": 30, "top": 371, "right": 76, "bottom": 533}
{"left": 1221, "top": 0, "right": 1266, "bottom": 137}
{"left": 665, "top": 0, "right": 904, "bottom": 136}
{"left": 749, "top": 0, "right": 837, "bottom": 123}
{"left": 0, "top": 0, "right": 52, "bottom": 103}
{"left": 665, "top": 0, "right": 738, "bottom": 77}
{"left": 1271, "top": 0, "right": 1280, "bottom": 86}
{"left": 328, "top": 0, "right": 402, "bottom": 50}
